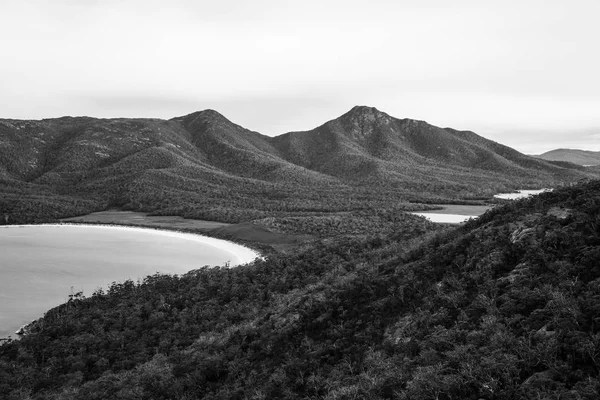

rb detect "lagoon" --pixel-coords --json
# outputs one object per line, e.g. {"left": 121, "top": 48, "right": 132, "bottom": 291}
{"left": 412, "top": 189, "right": 550, "bottom": 223}
{"left": 411, "top": 204, "right": 491, "bottom": 223}
{"left": 0, "top": 224, "right": 259, "bottom": 338}
{"left": 411, "top": 213, "right": 477, "bottom": 223}
{"left": 494, "top": 189, "right": 549, "bottom": 200}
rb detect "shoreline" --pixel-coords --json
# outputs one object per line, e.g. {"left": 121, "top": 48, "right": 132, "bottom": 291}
{"left": 0, "top": 223, "right": 262, "bottom": 338}
{"left": 410, "top": 212, "right": 475, "bottom": 224}
{"left": 0, "top": 223, "right": 262, "bottom": 266}
{"left": 493, "top": 188, "right": 551, "bottom": 200}
{"left": 410, "top": 189, "right": 551, "bottom": 223}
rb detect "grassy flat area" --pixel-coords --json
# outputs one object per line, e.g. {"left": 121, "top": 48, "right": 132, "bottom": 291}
{"left": 61, "top": 210, "right": 231, "bottom": 230}
{"left": 61, "top": 210, "right": 312, "bottom": 253}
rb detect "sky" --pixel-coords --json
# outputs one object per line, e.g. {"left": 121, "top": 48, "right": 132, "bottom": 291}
{"left": 1, "top": 0, "right": 599, "bottom": 154}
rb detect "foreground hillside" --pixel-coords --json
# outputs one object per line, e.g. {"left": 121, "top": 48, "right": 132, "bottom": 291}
{"left": 1, "top": 107, "right": 595, "bottom": 229}
{"left": 2, "top": 180, "right": 599, "bottom": 399}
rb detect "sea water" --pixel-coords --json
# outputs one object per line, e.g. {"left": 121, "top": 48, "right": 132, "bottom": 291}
{"left": 0, "top": 224, "right": 259, "bottom": 338}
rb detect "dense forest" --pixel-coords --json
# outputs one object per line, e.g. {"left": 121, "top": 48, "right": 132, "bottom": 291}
{"left": 2, "top": 180, "right": 599, "bottom": 399}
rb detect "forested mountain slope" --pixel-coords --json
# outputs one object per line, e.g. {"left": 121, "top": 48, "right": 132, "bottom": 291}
{"left": 0, "top": 113, "right": 346, "bottom": 225}
{"left": 170, "top": 110, "right": 335, "bottom": 183}
{"left": 1, "top": 107, "right": 597, "bottom": 226}
{"left": 534, "top": 148, "right": 600, "bottom": 166}
{"left": 2, "top": 180, "right": 599, "bottom": 399}
{"left": 272, "top": 106, "right": 585, "bottom": 184}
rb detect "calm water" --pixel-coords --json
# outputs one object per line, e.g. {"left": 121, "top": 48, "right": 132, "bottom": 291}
{"left": 0, "top": 225, "right": 259, "bottom": 338}
{"left": 411, "top": 213, "right": 475, "bottom": 223}
{"left": 413, "top": 189, "right": 550, "bottom": 223}
{"left": 494, "top": 189, "right": 549, "bottom": 200}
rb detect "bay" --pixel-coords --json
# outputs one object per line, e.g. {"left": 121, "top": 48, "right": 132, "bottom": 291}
{"left": 493, "top": 189, "right": 550, "bottom": 200}
{"left": 0, "top": 224, "right": 259, "bottom": 338}
{"left": 412, "top": 189, "right": 551, "bottom": 223}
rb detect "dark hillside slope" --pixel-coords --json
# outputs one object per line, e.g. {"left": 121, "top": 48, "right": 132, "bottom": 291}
{"left": 0, "top": 117, "right": 199, "bottom": 181}
{"left": 171, "top": 110, "right": 335, "bottom": 184}
{"left": 0, "top": 114, "right": 330, "bottom": 187}
{"left": 534, "top": 148, "right": 600, "bottom": 166}
{"left": 442, "top": 127, "right": 572, "bottom": 173}
{"left": 2, "top": 181, "right": 599, "bottom": 399}
{"left": 0, "top": 113, "right": 347, "bottom": 224}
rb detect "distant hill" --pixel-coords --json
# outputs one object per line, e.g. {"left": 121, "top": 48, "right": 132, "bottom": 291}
{"left": 273, "top": 106, "right": 582, "bottom": 185}
{"left": 0, "top": 106, "right": 597, "bottom": 224}
{"left": 534, "top": 148, "right": 600, "bottom": 166}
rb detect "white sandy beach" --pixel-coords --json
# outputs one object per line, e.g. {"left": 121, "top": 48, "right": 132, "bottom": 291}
{"left": 1, "top": 223, "right": 261, "bottom": 266}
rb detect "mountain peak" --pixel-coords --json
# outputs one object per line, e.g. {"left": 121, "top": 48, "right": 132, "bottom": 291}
{"left": 173, "top": 108, "right": 227, "bottom": 121}
{"left": 341, "top": 106, "right": 429, "bottom": 127}
{"left": 341, "top": 105, "right": 393, "bottom": 122}
{"left": 349, "top": 105, "right": 379, "bottom": 112}
{"left": 346, "top": 105, "right": 387, "bottom": 118}
{"left": 197, "top": 109, "right": 225, "bottom": 118}
{"left": 170, "top": 109, "right": 236, "bottom": 129}
{"left": 331, "top": 105, "right": 395, "bottom": 138}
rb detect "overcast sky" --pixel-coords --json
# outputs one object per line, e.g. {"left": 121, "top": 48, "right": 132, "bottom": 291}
{"left": 1, "top": 0, "right": 599, "bottom": 153}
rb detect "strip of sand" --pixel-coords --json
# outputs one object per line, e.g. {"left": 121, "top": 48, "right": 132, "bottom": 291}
{"left": 1, "top": 224, "right": 261, "bottom": 266}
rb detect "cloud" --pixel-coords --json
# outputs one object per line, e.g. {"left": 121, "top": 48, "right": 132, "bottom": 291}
{"left": 1, "top": 0, "right": 600, "bottom": 154}
{"left": 79, "top": 95, "right": 202, "bottom": 118}
{"left": 177, "top": 95, "right": 345, "bottom": 135}
{"left": 72, "top": 93, "right": 343, "bottom": 135}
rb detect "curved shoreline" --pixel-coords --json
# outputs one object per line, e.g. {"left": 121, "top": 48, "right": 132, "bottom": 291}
{"left": 0, "top": 223, "right": 262, "bottom": 337}
{"left": 0, "top": 223, "right": 262, "bottom": 267}
{"left": 410, "top": 212, "right": 475, "bottom": 224}
{"left": 493, "top": 188, "right": 551, "bottom": 200}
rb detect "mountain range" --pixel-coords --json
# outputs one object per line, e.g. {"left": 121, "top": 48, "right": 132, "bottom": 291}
{"left": 1, "top": 106, "right": 597, "bottom": 224}
{"left": 534, "top": 148, "right": 600, "bottom": 166}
